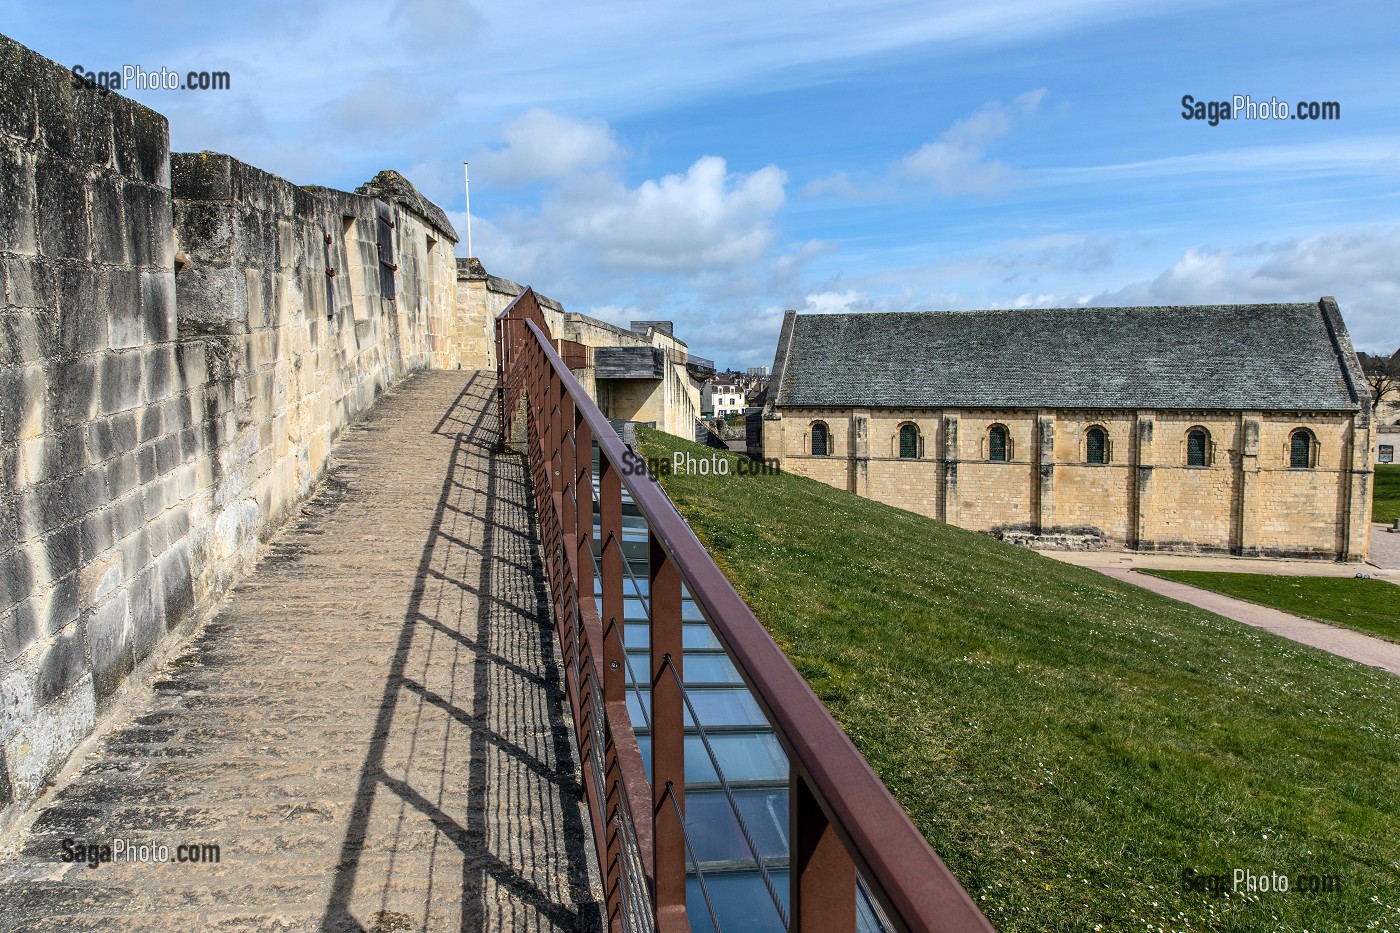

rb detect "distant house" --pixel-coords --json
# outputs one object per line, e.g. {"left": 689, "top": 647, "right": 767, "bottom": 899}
{"left": 1376, "top": 398, "right": 1400, "bottom": 464}
{"left": 761, "top": 299, "right": 1373, "bottom": 560}
{"left": 703, "top": 379, "right": 747, "bottom": 418}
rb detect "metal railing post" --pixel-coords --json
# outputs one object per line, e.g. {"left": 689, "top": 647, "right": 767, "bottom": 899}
{"left": 597, "top": 452, "right": 627, "bottom": 932}
{"left": 650, "top": 529, "right": 689, "bottom": 932}
{"left": 792, "top": 770, "right": 856, "bottom": 932}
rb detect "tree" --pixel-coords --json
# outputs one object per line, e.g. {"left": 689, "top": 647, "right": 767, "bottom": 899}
{"left": 1357, "top": 349, "right": 1400, "bottom": 415}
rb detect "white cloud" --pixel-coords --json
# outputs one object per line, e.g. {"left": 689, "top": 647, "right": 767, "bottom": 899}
{"left": 1044, "top": 138, "right": 1400, "bottom": 185}
{"left": 1056, "top": 228, "right": 1400, "bottom": 353}
{"left": 390, "top": 0, "right": 484, "bottom": 50}
{"left": 804, "top": 89, "right": 1048, "bottom": 199}
{"left": 898, "top": 88, "right": 1047, "bottom": 194}
{"left": 545, "top": 155, "right": 787, "bottom": 273}
{"left": 475, "top": 109, "right": 622, "bottom": 187}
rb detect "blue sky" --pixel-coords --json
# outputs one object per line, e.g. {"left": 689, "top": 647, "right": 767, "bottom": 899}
{"left": 8, "top": 0, "right": 1398, "bottom": 369}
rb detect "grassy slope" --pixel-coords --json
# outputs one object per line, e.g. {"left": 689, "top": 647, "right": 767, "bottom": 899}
{"left": 636, "top": 428, "right": 1400, "bottom": 933}
{"left": 1140, "top": 571, "right": 1400, "bottom": 644}
{"left": 1376, "top": 463, "right": 1400, "bottom": 524}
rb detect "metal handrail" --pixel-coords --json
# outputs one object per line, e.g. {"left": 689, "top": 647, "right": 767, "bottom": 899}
{"left": 497, "top": 287, "right": 995, "bottom": 933}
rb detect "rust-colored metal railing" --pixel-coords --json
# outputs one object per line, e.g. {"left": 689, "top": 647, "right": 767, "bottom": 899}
{"left": 496, "top": 288, "right": 996, "bottom": 933}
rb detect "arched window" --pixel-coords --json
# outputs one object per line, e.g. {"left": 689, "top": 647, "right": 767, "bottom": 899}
{"left": 1086, "top": 426, "right": 1108, "bottom": 464}
{"left": 1186, "top": 428, "right": 1210, "bottom": 467}
{"left": 1289, "top": 428, "right": 1314, "bottom": 469}
{"left": 810, "top": 421, "right": 829, "bottom": 457}
{"left": 988, "top": 424, "right": 1008, "bottom": 462}
{"left": 898, "top": 423, "right": 919, "bottom": 459}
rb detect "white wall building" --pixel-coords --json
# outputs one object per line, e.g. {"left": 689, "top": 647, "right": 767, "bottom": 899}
{"left": 703, "top": 380, "right": 747, "bottom": 418}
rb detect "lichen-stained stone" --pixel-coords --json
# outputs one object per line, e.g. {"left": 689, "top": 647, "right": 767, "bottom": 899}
{"left": 34, "top": 158, "right": 89, "bottom": 262}
{"left": 88, "top": 176, "right": 126, "bottom": 266}
{"left": 55, "top": 265, "right": 103, "bottom": 359}
{"left": 139, "top": 271, "right": 175, "bottom": 347}
{"left": 0, "top": 145, "right": 39, "bottom": 257}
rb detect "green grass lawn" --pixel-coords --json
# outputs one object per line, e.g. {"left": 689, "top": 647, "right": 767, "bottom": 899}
{"left": 635, "top": 428, "right": 1400, "bottom": 933}
{"left": 1376, "top": 463, "right": 1400, "bottom": 524}
{"left": 1139, "top": 570, "right": 1400, "bottom": 644}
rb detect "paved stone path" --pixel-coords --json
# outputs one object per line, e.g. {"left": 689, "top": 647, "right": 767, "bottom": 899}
{"left": 1369, "top": 523, "right": 1400, "bottom": 570}
{"left": 0, "top": 371, "right": 603, "bottom": 932}
{"left": 1046, "top": 547, "right": 1400, "bottom": 583}
{"left": 1044, "top": 552, "right": 1400, "bottom": 676}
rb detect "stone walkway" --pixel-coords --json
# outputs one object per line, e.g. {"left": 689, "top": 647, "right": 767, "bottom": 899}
{"left": 1369, "top": 523, "right": 1400, "bottom": 570}
{"left": 1043, "top": 550, "right": 1400, "bottom": 676}
{"left": 0, "top": 371, "right": 603, "bottom": 932}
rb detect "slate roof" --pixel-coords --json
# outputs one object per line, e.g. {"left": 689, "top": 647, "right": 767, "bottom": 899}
{"left": 771, "top": 301, "right": 1362, "bottom": 412}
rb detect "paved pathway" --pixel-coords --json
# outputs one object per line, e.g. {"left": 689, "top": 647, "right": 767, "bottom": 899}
{"left": 1046, "top": 547, "right": 1400, "bottom": 583}
{"left": 1043, "top": 552, "right": 1400, "bottom": 676}
{"left": 0, "top": 371, "right": 603, "bottom": 932}
{"left": 1369, "top": 522, "right": 1400, "bottom": 570}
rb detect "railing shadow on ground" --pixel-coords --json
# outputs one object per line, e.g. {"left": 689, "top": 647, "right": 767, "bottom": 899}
{"left": 321, "top": 372, "right": 602, "bottom": 933}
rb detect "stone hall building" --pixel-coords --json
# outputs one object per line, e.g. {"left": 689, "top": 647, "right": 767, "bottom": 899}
{"left": 760, "top": 299, "right": 1373, "bottom": 560}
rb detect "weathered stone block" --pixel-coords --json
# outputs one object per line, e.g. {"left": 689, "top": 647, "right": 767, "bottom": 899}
{"left": 4, "top": 256, "right": 55, "bottom": 312}
{"left": 172, "top": 200, "right": 234, "bottom": 264}
{"left": 138, "top": 404, "right": 163, "bottom": 444}
{"left": 1, "top": 599, "right": 37, "bottom": 665}
{"left": 88, "top": 176, "right": 126, "bottom": 265}
{"left": 170, "top": 151, "right": 232, "bottom": 201}
{"left": 103, "top": 266, "right": 142, "bottom": 350}
{"left": 0, "top": 36, "right": 38, "bottom": 141}
{"left": 43, "top": 523, "right": 81, "bottom": 580}
{"left": 126, "top": 567, "right": 164, "bottom": 663}
{"left": 85, "top": 591, "right": 130, "bottom": 701}
{"left": 162, "top": 504, "right": 189, "bottom": 544}
{"left": 143, "top": 345, "right": 174, "bottom": 406}
{"left": 174, "top": 265, "right": 247, "bottom": 335}
{"left": 98, "top": 350, "right": 142, "bottom": 415}
{"left": 0, "top": 144, "right": 38, "bottom": 256}
{"left": 111, "top": 489, "right": 144, "bottom": 540}
{"left": 108, "top": 411, "right": 138, "bottom": 457}
{"left": 78, "top": 509, "right": 116, "bottom": 564}
{"left": 46, "top": 356, "right": 97, "bottom": 428}
{"left": 36, "top": 624, "right": 86, "bottom": 705}
{"left": 157, "top": 539, "right": 193, "bottom": 631}
{"left": 129, "top": 106, "right": 169, "bottom": 188}
{"left": 136, "top": 442, "right": 156, "bottom": 484}
{"left": 55, "top": 264, "right": 104, "bottom": 358}
{"left": 123, "top": 182, "right": 168, "bottom": 269}
{"left": 0, "top": 548, "right": 33, "bottom": 615}
{"left": 160, "top": 394, "right": 191, "bottom": 434}
{"left": 154, "top": 433, "right": 182, "bottom": 477}
{"left": 174, "top": 341, "right": 208, "bottom": 386}
{"left": 1, "top": 661, "right": 95, "bottom": 801}
{"left": 44, "top": 570, "right": 80, "bottom": 636}
{"left": 34, "top": 157, "right": 90, "bottom": 261}
{"left": 140, "top": 270, "right": 175, "bottom": 345}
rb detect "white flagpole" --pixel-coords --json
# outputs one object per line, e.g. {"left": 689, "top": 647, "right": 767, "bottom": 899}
{"left": 463, "top": 161, "right": 473, "bottom": 258}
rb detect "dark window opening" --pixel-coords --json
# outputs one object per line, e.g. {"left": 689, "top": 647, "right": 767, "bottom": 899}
{"left": 811, "top": 422, "right": 829, "bottom": 457}
{"left": 1290, "top": 429, "right": 1313, "bottom": 468}
{"left": 1187, "top": 429, "right": 1208, "bottom": 467}
{"left": 899, "top": 423, "right": 919, "bottom": 459}
{"left": 1086, "top": 427, "right": 1108, "bottom": 464}
{"left": 988, "top": 425, "right": 1008, "bottom": 462}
